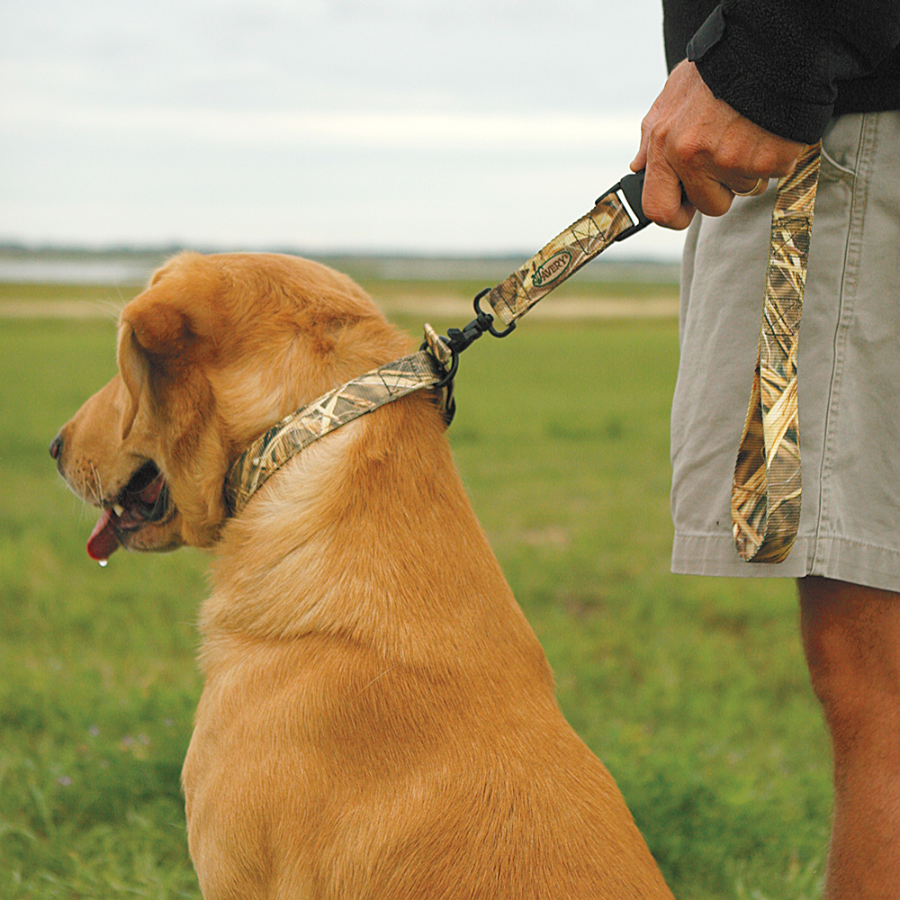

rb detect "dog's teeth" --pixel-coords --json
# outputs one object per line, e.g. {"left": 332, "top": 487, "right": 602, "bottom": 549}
{"left": 112, "top": 503, "right": 125, "bottom": 517}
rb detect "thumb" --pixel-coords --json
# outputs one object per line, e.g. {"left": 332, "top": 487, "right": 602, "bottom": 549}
{"left": 631, "top": 120, "right": 651, "bottom": 173}
{"left": 631, "top": 99, "right": 661, "bottom": 173}
{"left": 631, "top": 145, "right": 647, "bottom": 173}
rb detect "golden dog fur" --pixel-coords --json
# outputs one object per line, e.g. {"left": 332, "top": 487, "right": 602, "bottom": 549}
{"left": 53, "top": 252, "right": 673, "bottom": 899}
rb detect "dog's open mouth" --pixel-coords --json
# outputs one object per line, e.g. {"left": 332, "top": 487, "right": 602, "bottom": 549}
{"left": 86, "top": 462, "right": 175, "bottom": 561}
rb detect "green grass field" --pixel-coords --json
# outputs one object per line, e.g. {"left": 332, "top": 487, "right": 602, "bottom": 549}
{"left": 1, "top": 280, "right": 830, "bottom": 899}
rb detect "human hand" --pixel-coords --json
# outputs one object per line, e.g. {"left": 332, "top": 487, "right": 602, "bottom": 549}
{"left": 631, "top": 60, "right": 806, "bottom": 229}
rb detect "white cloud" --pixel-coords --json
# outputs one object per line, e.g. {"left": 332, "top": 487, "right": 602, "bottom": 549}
{"left": 2, "top": 98, "right": 639, "bottom": 150}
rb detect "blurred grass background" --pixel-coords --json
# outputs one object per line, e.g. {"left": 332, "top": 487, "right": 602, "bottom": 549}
{"left": 0, "top": 270, "right": 829, "bottom": 899}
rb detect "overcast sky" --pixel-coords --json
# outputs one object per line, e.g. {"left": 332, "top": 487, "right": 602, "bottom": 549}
{"left": 1, "top": 0, "right": 687, "bottom": 259}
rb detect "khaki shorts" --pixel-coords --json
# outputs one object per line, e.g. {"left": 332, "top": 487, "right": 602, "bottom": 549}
{"left": 671, "top": 110, "right": 900, "bottom": 592}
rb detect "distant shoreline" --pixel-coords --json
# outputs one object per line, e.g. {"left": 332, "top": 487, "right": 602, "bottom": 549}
{"left": 0, "top": 246, "right": 680, "bottom": 288}
{"left": 0, "top": 295, "right": 679, "bottom": 321}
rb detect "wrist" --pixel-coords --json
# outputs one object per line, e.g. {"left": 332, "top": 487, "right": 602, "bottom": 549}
{"left": 686, "top": 3, "right": 834, "bottom": 143}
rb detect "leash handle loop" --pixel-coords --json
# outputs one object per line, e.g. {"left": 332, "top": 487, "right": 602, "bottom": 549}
{"left": 731, "top": 141, "right": 822, "bottom": 563}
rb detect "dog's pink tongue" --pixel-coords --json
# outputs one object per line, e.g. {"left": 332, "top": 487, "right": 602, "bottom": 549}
{"left": 87, "top": 510, "right": 120, "bottom": 562}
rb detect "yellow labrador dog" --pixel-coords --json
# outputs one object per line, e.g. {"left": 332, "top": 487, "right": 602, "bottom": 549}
{"left": 52, "top": 252, "right": 673, "bottom": 899}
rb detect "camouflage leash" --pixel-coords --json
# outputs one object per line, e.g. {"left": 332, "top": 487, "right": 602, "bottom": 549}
{"left": 226, "top": 153, "right": 822, "bottom": 559}
{"left": 731, "top": 142, "right": 822, "bottom": 563}
{"left": 224, "top": 174, "right": 650, "bottom": 516}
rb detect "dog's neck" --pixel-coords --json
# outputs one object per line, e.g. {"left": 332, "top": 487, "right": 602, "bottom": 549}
{"left": 223, "top": 340, "right": 451, "bottom": 518}
{"left": 204, "top": 393, "right": 523, "bottom": 667}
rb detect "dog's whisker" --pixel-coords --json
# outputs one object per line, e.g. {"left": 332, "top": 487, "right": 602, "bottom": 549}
{"left": 89, "top": 461, "right": 104, "bottom": 505}
{"left": 355, "top": 665, "right": 400, "bottom": 698}
{"left": 88, "top": 298, "right": 127, "bottom": 323}
{"left": 150, "top": 484, "right": 168, "bottom": 520}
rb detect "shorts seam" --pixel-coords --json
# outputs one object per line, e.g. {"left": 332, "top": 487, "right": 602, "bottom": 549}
{"left": 675, "top": 529, "right": 897, "bottom": 556}
{"left": 813, "top": 113, "right": 877, "bottom": 572}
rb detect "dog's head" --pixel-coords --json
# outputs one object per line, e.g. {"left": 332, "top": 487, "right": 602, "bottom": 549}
{"left": 51, "top": 252, "right": 411, "bottom": 561}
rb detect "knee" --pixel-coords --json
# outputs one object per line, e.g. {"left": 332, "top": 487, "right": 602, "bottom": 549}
{"left": 801, "top": 616, "right": 868, "bottom": 729}
{"left": 799, "top": 577, "right": 900, "bottom": 733}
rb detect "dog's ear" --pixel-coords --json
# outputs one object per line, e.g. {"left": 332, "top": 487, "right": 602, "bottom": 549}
{"left": 116, "top": 319, "right": 150, "bottom": 440}
{"left": 126, "top": 252, "right": 222, "bottom": 354}
{"left": 115, "top": 254, "right": 222, "bottom": 439}
{"left": 116, "top": 301, "right": 202, "bottom": 440}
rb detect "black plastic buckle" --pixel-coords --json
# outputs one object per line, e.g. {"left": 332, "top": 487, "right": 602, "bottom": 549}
{"left": 597, "top": 169, "right": 651, "bottom": 242}
{"left": 444, "top": 302, "right": 494, "bottom": 356}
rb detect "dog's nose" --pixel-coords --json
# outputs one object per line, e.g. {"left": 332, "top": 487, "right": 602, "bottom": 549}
{"left": 49, "top": 434, "right": 63, "bottom": 461}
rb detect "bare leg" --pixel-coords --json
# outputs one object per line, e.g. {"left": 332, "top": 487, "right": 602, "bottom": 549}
{"left": 798, "top": 576, "right": 900, "bottom": 900}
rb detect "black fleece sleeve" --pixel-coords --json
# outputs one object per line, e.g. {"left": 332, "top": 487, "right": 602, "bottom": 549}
{"left": 687, "top": 1, "right": 900, "bottom": 143}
